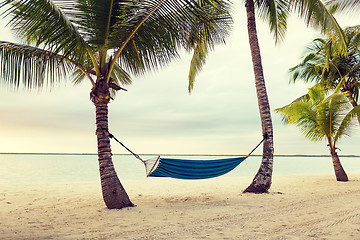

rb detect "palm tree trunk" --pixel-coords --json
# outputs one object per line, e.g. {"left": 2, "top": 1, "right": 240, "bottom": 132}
{"left": 243, "top": 0, "right": 274, "bottom": 193}
{"left": 91, "top": 77, "right": 134, "bottom": 209}
{"left": 349, "top": 96, "right": 358, "bottom": 107}
{"left": 330, "top": 147, "right": 348, "bottom": 182}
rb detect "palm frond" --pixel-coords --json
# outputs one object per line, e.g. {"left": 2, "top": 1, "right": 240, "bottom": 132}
{"left": 111, "top": 62, "right": 132, "bottom": 85}
{"left": 289, "top": 60, "right": 324, "bottom": 84}
{"left": 188, "top": 38, "right": 209, "bottom": 92}
{"left": 72, "top": 68, "right": 86, "bottom": 86}
{"left": 325, "top": 0, "right": 360, "bottom": 13}
{"left": 70, "top": 50, "right": 97, "bottom": 85}
{"left": 317, "top": 92, "right": 351, "bottom": 139}
{"left": 334, "top": 105, "right": 360, "bottom": 144}
{"left": 187, "top": 0, "right": 233, "bottom": 47}
{"left": 114, "top": 15, "right": 180, "bottom": 76}
{"left": 308, "top": 84, "right": 326, "bottom": 104}
{"left": 275, "top": 93, "right": 310, "bottom": 121}
{"left": 0, "top": 41, "right": 73, "bottom": 89}
{"left": 334, "top": 74, "right": 347, "bottom": 93}
{"left": 290, "top": 0, "right": 347, "bottom": 55}
{"left": 256, "top": 0, "right": 289, "bottom": 44}
{"left": 353, "top": 82, "right": 360, "bottom": 103}
{"left": 289, "top": 38, "right": 328, "bottom": 84}
{"left": 1, "top": 0, "right": 88, "bottom": 62}
{"left": 107, "top": 0, "right": 232, "bottom": 77}
{"left": 186, "top": 0, "right": 232, "bottom": 92}
{"left": 297, "top": 106, "right": 326, "bottom": 142}
{"left": 276, "top": 99, "right": 325, "bottom": 142}
{"left": 58, "top": 0, "right": 130, "bottom": 49}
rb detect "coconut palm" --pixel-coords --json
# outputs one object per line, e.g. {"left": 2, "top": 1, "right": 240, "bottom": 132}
{"left": 236, "top": 0, "right": 350, "bottom": 193}
{"left": 289, "top": 27, "right": 360, "bottom": 108}
{"left": 276, "top": 84, "right": 360, "bottom": 181}
{"left": 0, "top": 0, "right": 232, "bottom": 209}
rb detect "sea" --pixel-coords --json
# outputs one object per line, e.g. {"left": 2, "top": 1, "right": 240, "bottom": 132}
{"left": 0, "top": 154, "right": 359, "bottom": 184}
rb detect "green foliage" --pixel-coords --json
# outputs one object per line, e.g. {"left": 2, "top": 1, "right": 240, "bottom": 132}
{"left": 184, "top": 0, "right": 232, "bottom": 92}
{"left": 290, "top": 27, "right": 360, "bottom": 105}
{"left": 0, "top": 41, "right": 72, "bottom": 88}
{"left": 325, "top": 0, "right": 360, "bottom": 13}
{"left": 2, "top": 0, "right": 88, "bottom": 62}
{"left": 188, "top": 38, "right": 209, "bottom": 92}
{"left": 256, "top": 0, "right": 289, "bottom": 44}
{"left": 275, "top": 84, "right": 360, "bottom": 146}
{"left": 290, "top": 0, "right": 347, "bottom": 55}
{"left": 188, "top": 0, "right": 354, "bottom": 92}
{"left": 0, "top": 0, "right": 232, "bottom": 90}
{"left": 255, "top": 0, "right": 349, "bottom": 47}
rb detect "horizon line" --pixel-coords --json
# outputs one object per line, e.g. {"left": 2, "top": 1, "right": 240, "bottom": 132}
{"left": 0, "top": 152, "right": 359, "bottom": 158}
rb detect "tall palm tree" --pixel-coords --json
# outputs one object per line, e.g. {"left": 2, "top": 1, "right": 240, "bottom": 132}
{"left": 0, "top": 0, "right": 231, "bottom": 209}
{"left": 275, "top": 84, "right": 360, "bottom": 181}
{"left": 242, "top": 0, "right": 349, "bottom": 193}
{"left": 289, "top": 27, "right": 360, "bottom": 108}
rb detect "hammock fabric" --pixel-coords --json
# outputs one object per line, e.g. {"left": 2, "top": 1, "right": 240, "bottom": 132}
{"left": 146, "top": 156, "right": 248, "bottom": 179}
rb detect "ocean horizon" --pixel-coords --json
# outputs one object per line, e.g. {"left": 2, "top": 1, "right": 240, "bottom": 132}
{"left": 1, "top": 153, "right": 359, "bottom": 184}
{"left": 1, "top": 152, "right": 360, "bottom": 157}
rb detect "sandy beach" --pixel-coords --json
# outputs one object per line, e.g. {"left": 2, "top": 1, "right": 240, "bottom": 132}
{"left": 1, "top": 174, "right": 360, "bottom": 240}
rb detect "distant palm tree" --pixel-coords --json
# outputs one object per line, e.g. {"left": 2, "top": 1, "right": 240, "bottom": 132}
{"left": 0, "top": 0, "right": 231, "bottom": 209}
{"left": 275, "top": 84, "right": 360, "bottom": 181}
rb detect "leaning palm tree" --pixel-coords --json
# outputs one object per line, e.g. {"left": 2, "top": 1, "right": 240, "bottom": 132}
{"left": 0, "top": 0, "right": 231, "bottom": 209}
{"left": 276, "top": 84, "right": 360, "bottom": 181}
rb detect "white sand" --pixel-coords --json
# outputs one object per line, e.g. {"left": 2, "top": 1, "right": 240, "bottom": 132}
{"left": 1, "top": 174, "right": 360, "bottom": 239}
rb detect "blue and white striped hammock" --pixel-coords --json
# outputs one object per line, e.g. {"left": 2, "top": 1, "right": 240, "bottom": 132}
{"left": 109, "top": 132, "right": 264, "bottom": 180}
{"left": 145, "top": 156, "right": 248, "bottom": 179}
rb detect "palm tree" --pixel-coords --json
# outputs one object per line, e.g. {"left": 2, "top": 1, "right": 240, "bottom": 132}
{"left": 0, "top": 0, "right": 231, "bottom": 209}
{"left": 241, "top": 0, "right": 349, "bottom": 193}
{"left": 275, "top": 84, "right": 360, "bottom": 181}
{"left": 289, "top": 27, "right": 360, "bottom": 108}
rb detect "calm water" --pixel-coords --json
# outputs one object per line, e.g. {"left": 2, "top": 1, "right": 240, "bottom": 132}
{"left": 0, "top": 154, "right": 359, "bottom": 184}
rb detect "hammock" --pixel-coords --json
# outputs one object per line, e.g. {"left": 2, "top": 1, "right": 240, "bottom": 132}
{"left": 109, "top": 132, "right": 265, "bottom": 180}
{"left": 145, "top": 156, "right": 247, "bottom": 179}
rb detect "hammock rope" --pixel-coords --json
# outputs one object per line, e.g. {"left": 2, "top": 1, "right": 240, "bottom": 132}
{"left": 108, "top": 132, "right": 157, "bottom": 174}
{"left": 108, "top": 132, "right": 143, "bottom": 161}
{"left": 108, "top": 131, "right": 266, "bottom": 179}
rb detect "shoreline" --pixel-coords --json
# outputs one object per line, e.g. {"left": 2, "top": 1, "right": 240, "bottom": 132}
{"left": 1, "top": 174, "right": 360, "bottom": 239}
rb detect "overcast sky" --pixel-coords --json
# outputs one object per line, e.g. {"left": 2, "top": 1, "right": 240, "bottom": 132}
{"left": 1, "top": 2, "right": 360, "bottom": 155}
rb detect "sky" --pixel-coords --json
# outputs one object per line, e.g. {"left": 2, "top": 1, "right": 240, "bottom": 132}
{"left": 0, "top": 2, "right": 360, "bottom": 155}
